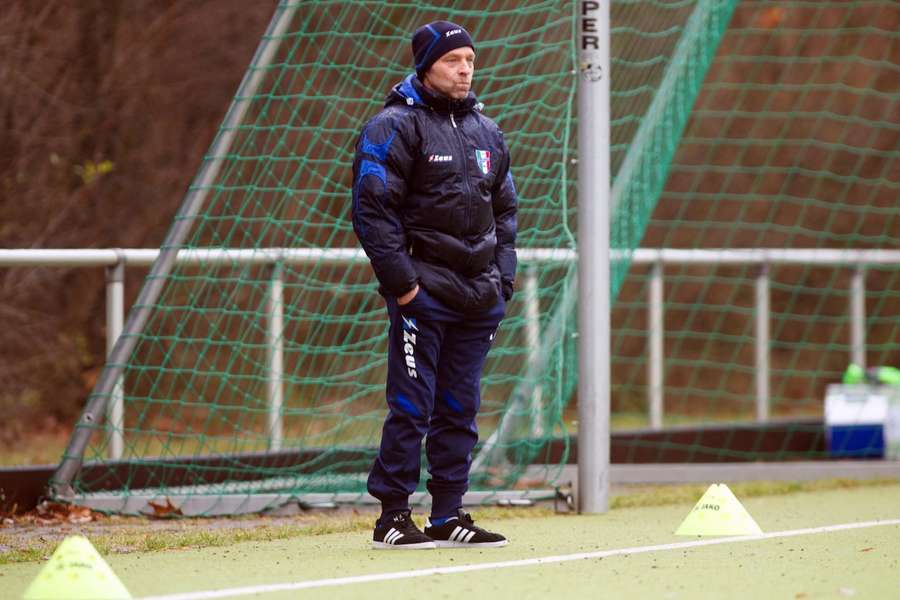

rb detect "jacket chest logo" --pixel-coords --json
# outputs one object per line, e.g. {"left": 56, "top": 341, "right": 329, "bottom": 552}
{"left": 428, "top": 154, "right": 453, "bottom": 163}
{"left": 475, "top": 149, "right": 491, "bottom": 175}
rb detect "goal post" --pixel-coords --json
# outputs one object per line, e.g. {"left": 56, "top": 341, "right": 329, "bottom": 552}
{"left": 51, "top": 0, "right": 595, "bottom": 511}
{"left": 576, "top": 0, "right": 612, "bottom": 514}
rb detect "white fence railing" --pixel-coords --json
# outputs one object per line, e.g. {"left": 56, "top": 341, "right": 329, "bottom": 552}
{"left": 2, "top": 247, "right": 898, "bottom": 459}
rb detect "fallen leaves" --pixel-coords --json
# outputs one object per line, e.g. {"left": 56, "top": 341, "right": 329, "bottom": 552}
{"left": 2, "top": 500, "right": 100, "bottom": 526}
{"left": 35, "top": 501, "right": 96, "bottom": 525}
{"left": 147, "top": 497, "right": 184, "bottom": 519}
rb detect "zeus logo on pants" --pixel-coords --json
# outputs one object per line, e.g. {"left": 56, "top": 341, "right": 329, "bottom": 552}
{"left": 401, "top": 315, "right": 419, "bottom": 379}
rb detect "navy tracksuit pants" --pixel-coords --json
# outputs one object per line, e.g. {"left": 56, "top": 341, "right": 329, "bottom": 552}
{"left": 367, "top": 286, "right": 505, "bottom": 518}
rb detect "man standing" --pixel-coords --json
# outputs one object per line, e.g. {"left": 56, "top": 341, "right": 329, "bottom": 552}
{"left": 351, "top": 21, "right": 517, "bottom": 550}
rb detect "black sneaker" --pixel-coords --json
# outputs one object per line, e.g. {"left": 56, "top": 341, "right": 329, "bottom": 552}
{"left": 424, "top": 509, "right": 508, "bottom": 548}
{"left": 372, "top": 510, "right": 436, "bottom": 550}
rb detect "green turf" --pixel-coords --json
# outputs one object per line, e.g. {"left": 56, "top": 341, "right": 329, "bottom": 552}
{"left": 3, "top": 485, "right": 899, "bottom": 599}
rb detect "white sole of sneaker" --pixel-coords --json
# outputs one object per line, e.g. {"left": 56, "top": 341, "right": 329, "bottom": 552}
{"left": 371, "top": 541, "right": 437, "bottom": 550}
{"left": 433, "top": 539, "right": 508, "bottom": 548}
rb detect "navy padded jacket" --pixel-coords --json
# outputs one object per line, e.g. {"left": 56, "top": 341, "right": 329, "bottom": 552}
{"left": 351, "top": 75, "right": 518, "bottom": 312}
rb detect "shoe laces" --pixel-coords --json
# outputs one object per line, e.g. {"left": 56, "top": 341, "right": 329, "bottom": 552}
{"left": 387, "top": 510, "right": 419, "bottom": 533}
{"left": 458, "top": 511, "right": 485, "bottom": 531}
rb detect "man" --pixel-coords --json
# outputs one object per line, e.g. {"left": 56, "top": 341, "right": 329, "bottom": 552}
{"left": 351, "top": 20, "right": 517, "bottom": 550}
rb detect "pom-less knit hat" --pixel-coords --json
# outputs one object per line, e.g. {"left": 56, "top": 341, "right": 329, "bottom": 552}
{"left": 411, "top": 21, "right": 475, "bottom": 81}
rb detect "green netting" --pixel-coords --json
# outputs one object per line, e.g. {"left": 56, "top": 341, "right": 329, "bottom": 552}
{"left": 611, "top": 0, "right": 899, "bottom": 459}
{"left": 473, "top": 0, "right": 739, "bottom": 475}
{"left": 53, "top": 0, "right": 897, "bottom": 514}
{"left": 58, "top": 0, "right": 591, "bottom": 512}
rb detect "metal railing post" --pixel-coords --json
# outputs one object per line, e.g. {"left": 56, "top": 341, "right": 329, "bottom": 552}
{"left": 524, "top": 265, "right": 544, "bottom": 437}
{"left": 755, "top": 263, "right": 770, "bottom": 422}
{"left": 267, "top": 260, "right": 285, "bottom": 451}
{"left": 105, "top": 257, "right": 125, "bottom": 460}
{"left": 850, "top": 265, "right": 866, "bottom": 369}
{"left": 648, "top": 261, "right": 664, "bottom": 430}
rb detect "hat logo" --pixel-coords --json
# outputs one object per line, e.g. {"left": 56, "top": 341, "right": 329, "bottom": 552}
{"left": 475, "top": 149, "right": 491, "bottom": 175}
{"left": 445, "top": 29, "right": 463, "bottom": 37}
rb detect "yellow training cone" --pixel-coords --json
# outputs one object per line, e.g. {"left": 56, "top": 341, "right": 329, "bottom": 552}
{"left": 675, "top": 483, "right": 763, "bottom": 536}
{"left": 23, "top": 535, "right": 131, "bottom": 600}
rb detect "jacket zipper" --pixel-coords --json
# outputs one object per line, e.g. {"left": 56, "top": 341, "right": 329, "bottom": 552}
{"left": 450, "top": 111, "right": 473, "bottom": 238}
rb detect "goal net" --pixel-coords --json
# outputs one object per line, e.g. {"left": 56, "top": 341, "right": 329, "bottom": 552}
{"left": 51, "top": 0, "right": 897, "bottom": 515}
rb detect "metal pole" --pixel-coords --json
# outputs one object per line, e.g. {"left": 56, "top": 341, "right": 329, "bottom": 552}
{"left": 755, "top": 263, "right": 770, "bottom": 422}
{"left": 577, "top": 0, "right": 611, "bottom": 514}
{"left": 649, "top": 261, "right": 664, "bottom": 430}
{"left": 267, "top": 261, "right": 285, "bottom": 451}
{"left": 7, "top": 247, "right": 900, "bottom": 269}
{"left": 50, "top": 2, "right": 300, "bottom": 498}
{"left": 524, "top": 265, "right": 545, "bottom": 437}
{"left": 850, "top": 265, "right": 866, "bottom": 369}
{"left": 105, "top": 259, "right": 125, "bottom": 460}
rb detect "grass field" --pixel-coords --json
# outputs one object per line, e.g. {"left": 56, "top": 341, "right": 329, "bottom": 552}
{"left": 3, "top": 482, "right": 899, "bottom": 599}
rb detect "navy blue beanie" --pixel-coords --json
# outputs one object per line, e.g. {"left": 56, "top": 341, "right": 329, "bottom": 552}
{"left": 411, "top": 21, "right": 475, "bottom": 80}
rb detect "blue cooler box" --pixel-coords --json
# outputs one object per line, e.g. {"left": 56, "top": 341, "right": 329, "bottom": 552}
{"left": 824, "top": 384, "right": 889, "bottom": 458}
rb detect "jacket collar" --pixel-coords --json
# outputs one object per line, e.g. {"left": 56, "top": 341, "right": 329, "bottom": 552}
{"left": 388, "top": 74, "right": 478, "bottom": 115}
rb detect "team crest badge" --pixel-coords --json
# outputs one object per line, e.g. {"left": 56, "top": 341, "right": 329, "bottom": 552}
{"left": 475, "top": 149, "right": 491, "bottom": 175}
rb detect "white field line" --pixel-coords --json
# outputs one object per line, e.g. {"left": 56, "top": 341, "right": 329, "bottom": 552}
{"left": 140, "top": 519, "right": 900, "bottom": 600}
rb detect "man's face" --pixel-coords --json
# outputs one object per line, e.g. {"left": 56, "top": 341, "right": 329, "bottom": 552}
{"left": 423, "top": 47, "right": 475, "bottom": 100}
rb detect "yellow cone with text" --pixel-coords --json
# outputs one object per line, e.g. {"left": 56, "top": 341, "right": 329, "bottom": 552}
{"left": 23, "top": 535, "right": 131, "bottom": 600}
{"left": 675, "top": 483, "right": 763, "bottom": 536}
